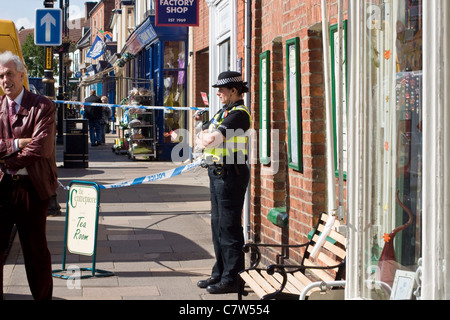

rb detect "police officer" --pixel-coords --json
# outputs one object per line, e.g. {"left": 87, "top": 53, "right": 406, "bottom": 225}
{"left": 196, "top": 71, "right": 251, "bottom": 294}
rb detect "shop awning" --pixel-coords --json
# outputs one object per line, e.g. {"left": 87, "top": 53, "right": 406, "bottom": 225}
{"left": 78, "top": 65, "right": 114, "bottom": 87}
{"left": 122, "top": 14, "right": 188, "bottom": 56}
{"left": 123, "top": 17, "right": 157, "bottom": 56}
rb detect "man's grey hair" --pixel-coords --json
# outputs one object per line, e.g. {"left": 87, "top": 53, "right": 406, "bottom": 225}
{"left": 0, "top": 51, "right": 26, "bottom": 73}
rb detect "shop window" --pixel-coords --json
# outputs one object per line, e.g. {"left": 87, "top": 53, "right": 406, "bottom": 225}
{"left": 163, "top": 41, "right": 186, "bottom": 143}
{"left": 362, "top": 0, "right": 422, "bottom": 299}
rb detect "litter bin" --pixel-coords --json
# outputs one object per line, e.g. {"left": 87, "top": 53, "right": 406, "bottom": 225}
{"left": 63, "top": 119, "right": 88, "bottom": 168}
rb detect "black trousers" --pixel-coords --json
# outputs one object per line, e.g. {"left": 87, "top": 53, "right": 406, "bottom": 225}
{"left": 0, "top": 175, "right": 52, "bottom": 300}
{"left": 208, "top": 164, "right": 249, "bottom": 284}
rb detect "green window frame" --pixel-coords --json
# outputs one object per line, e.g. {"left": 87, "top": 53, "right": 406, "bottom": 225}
{"left": 260, "top": 50, "right": 271, "bottom": 165}
{"left": 330, "top": 21, "right": 348, "bottom": 179}
{"left": 286, "top": 37, "right": 303, "bottom": 172}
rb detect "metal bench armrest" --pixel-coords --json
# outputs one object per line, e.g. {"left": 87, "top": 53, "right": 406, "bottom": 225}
{"left": 299, "top": 280, "right": 346, "bottom": 300}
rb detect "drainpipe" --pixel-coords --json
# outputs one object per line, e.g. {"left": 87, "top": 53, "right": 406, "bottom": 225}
{"left": 320, "top": 0, "right": 337, "bottom": 214}
{"left": 243, "top": 0, "right": 252, "bottom": 243}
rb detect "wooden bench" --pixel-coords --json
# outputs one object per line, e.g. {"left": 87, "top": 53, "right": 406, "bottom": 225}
{"left": 238, "top": 212, "right": 346, "bottom": 300}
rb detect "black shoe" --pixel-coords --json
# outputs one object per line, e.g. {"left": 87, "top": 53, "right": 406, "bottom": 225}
{"left": 206, "top": 282, "right": 239, "bottom": 294}
{"left": 197, "top": 277, "right": 219, "bottom": 289}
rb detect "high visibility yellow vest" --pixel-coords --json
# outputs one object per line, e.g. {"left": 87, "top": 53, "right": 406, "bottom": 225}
{"left": 203, "top": 105, "right": 251, "bottom": 164}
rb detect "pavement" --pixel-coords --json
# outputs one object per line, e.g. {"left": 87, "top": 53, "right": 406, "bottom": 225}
{"left": 2, "top": 133, "right": 257, "bottom": 301}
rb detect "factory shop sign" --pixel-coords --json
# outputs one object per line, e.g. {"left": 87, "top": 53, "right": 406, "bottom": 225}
{"left": 156, "top": 0, "right": 199, "bottom": 27}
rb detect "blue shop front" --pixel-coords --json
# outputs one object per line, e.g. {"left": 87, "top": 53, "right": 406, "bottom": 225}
{"left": 123, "top": 15, "right": 188, "bottom": 161}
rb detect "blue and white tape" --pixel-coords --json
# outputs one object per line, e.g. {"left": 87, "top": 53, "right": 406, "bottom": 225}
{"left": 99, "top": 160, "right": 201, "bottom": 189}
{"left": 53, "top": 100, "right": 205, "bottom": 112}
{"left": 58, "top": 160, "right": 202, "bottom": 190}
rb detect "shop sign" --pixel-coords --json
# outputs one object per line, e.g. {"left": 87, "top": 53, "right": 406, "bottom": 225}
{"left": 201, "top": 92, "right": 209, "bottom": 106}
{"left": 155, "top": 0, "right": 199, "bottom": 27}
{"left": 66, "top": 182, "right": 100, "bottom": 256}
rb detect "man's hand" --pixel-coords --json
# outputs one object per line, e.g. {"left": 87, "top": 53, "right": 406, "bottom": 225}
{"left": 18, "top": 138, "right": 32, "bottom": 149}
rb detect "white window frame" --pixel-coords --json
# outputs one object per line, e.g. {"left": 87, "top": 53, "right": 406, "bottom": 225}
{"left": 207, "top": 0, "right": 238, "bottom": 116}
{"left": 421, "top": 0, "right": 450, "bottom": 300}
{"left": 347, "top": 0, "right": 450, "bottom": 300}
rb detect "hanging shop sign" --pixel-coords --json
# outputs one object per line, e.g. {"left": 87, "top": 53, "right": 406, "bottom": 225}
{"left": 125, "top": 18, "right": 157, "bottom": 55}
{"left": 155, "top": 0, "right": 199, "bottom": 27}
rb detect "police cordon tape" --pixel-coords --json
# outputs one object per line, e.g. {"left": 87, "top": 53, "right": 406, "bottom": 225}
{"left": 54, "top": 99, "right": 206, "bottom": 190}
{"left": 58, "top": 159, "right": 202, "bottom": 190}
{"left": 52, "top": 100, "right": 207, "bottom": 112}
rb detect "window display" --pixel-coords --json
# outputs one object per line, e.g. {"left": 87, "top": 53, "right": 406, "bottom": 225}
{"left": 363, "top": 0, "right": 422, "bottom": 299}
{"left": 126, "top": 86, "right": 157, "bottom": 160}
{"left": 163, "top": 41, "right": 186, "bottom": 144}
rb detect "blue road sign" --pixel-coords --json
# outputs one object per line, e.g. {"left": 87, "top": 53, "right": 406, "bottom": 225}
{"left": 35, "top": 8, "right": 62, "bottom": 46}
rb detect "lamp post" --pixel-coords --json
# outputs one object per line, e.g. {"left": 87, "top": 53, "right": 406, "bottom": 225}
{"left": 42, "top": 0, "right": 56, "bottom": 99}
{"left": 55, "top": 0, "right": 70, "bottom": 144}
{"left": 42, "top": 0, "right": 62, "bottom": 216}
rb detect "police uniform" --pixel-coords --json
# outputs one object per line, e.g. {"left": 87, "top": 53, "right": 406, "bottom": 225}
{"left": 198, "top": 72, "right": 251, "bottom": 294}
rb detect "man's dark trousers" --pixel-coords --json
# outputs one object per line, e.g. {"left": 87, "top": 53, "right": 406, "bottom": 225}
{"left": 208, "top": 163, "right": 249, "bottom": 285}
{"left": 0, "top": 175, "right": 53, "bottom": 300}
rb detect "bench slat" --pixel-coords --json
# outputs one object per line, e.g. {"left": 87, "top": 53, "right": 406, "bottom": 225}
{"left": 309, "top": 233, "right": 346, "bottom": 259}
{"left": 248, "top": 270, "right": 277, "bottom": 294}
{"left": 317, "top": 224, "right": 346, "bottom": 246}
{"left": 260, "top": 270, "right": 287, "bottom": 293}
{"left": 240, "top": 271, "right": 270, "bottom": 297}
{"left": 329, "top": 229, "right": 346, "bottom": 245}
{"left": 290, "top": 273, "right": 322, "bottom": 296}
{"left": 321, "top": 214, "right": 342, "bottom": 231}
{"left": 304, "top": 259, "right": 336, "bottom": 282}
{"left": 271, "top": 271, "right": 295, "bottom": 294}
{"left": 293, "top": 270, "right": 315, "bottom": 287}
{"left": 272, "top": 271, "right": 306, "bottom": 294}
{"left": 286, "top": 273, "right": 308, "bottom": 292}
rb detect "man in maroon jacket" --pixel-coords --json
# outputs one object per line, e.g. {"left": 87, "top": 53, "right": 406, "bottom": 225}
{"left": 0, "top": 51, "right": 58, "bottom": 300}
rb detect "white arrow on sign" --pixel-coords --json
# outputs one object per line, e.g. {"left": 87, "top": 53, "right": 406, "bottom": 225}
{"left": 41, "top": 12, "right": 56, "bottom": 42}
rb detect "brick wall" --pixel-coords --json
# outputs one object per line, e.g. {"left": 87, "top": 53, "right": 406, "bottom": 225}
{"left": 249, "top": 0, "right": 344, "bottom": 266}
{"left": 192, "top": 0, "right": 210, "bottom": 108}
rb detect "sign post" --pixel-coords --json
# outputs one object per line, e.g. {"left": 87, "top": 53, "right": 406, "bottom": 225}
{"left": 52, "top": 181, "right": 113, "bottom": 279}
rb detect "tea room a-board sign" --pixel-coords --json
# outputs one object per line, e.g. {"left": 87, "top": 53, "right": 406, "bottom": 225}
{"left": 66, "top": 181, "right": 99, "bottom": 256}
{"left": 52, "top": 181, "right": 113, "bottom": 279}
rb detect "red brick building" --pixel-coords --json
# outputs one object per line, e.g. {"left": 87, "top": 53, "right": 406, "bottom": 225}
{"left": 89, "top": 0, "right": 115, "bottom": 44}
{"left": 192, "top": 0, "right": 348, "bottom": 266}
